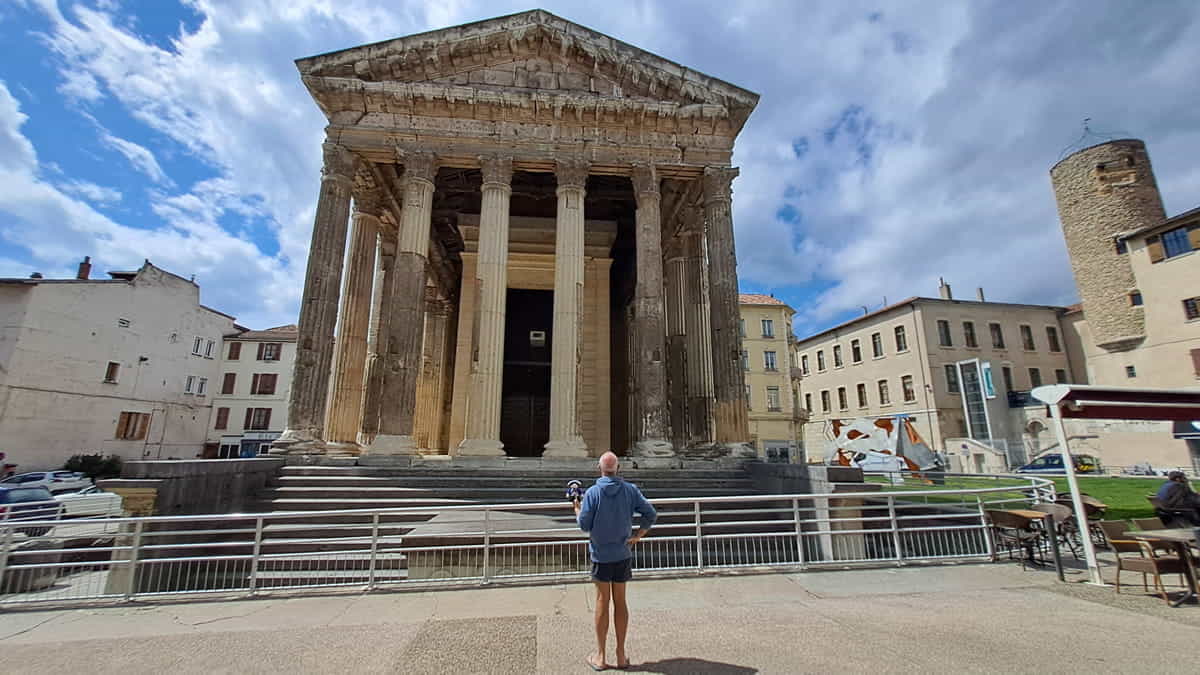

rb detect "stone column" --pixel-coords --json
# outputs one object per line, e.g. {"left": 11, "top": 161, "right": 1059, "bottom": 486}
{"left": 703, "top": 167, "right": 754, "bottom": 457}
{"left": 682, "top": 212, "right": 715, "bottom": 445}
{"left": 663, "top": 229, "right": 689, "bottom": 451}
{"left": 413, "top": 289, "right": 453, "bottom": 452}
{"left": 630, "top": 164, "right": 673, "bottom": 457}
{"left": 371, "top": 152, "right": 437, "bottom": 455}
{"left": 324, "top": 186, "right": 383, "bottom": 452}
{"left": 272, "top": 142, "right": 358, "bottom": 453}
{"left": 359, "top": 238, "right": 395, "bottom": 445}
{"left": 544, "top": 158, "right": 589, "bottom": 458}
{"left": 458, "top": 155, "right": 513, "bottom": 456}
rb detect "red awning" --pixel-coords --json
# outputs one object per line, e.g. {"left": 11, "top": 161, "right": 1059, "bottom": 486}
{"left": 1031, "top": 385, "right": 1200, "bottom": 422}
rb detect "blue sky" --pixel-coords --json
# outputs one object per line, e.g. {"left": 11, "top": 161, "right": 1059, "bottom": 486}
{"left": 1, "top": 1, "right": 1198, "bottom": 333}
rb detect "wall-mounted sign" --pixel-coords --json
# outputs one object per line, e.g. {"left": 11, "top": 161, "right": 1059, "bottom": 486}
{"left": 529, "top": 330, "right": 546, "bottom": 348}
{"left": 981, "top": 362, "right": 996, "bottom": 399}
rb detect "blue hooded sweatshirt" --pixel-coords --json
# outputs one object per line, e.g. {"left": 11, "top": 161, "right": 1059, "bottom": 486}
{"left": 577, "top": 476, "right": 657, "bottom": 563}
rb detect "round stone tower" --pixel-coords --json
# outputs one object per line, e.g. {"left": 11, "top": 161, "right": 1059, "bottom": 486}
{"left": 1049, "top": 139, "right": 1165, "bottom": 349}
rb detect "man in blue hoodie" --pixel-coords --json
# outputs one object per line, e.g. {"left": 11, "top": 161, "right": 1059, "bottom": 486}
{"left": 574, "top": 451, "right": 656, "bottom": 671}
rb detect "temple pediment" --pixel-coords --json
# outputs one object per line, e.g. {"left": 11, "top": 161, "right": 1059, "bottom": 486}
{"left": 297, "top": 10, "right": 758, "bottom": 135}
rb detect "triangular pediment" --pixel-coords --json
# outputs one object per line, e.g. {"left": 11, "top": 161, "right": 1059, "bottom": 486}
{"left": 297, "top": 10, "right": 758, "bottom": 125}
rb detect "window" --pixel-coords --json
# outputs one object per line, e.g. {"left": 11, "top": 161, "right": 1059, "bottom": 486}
{"left": 1184, "top": 297, "right": 1200, "bottom": 321}
{"left": 205, "top": 339, "right": 216, "bottom": 358}
{"left": 766, "top": 386, "right": 781, "bottom": 411}
{"left": 851, "top": 339, "right": 862, "bottom": 363}
{"left": 763, "top": 351, "right": 778, "bottom": 371}
{"left": 901, "top": 375, "right": 916, "bottom": 403}
{"left": 221, "top": 373, "right": 236, "bottom": 395}
{"left": 761, "top": 319, "right": 774, "bottom": 338}
{"left": 1020, "top": 325, "right": 1036, "bottom": 351}
{"left": 1130, "top": 291, "right": 1144, "bottom": 306}
{"left": 837, "top": 387, "right": 848, "bottom": 410}
{"left": 1028, "top": 367, "right": 1042, "bottom": 388}
{"left": 1046, "top": 326, "right": 1061, "bottom": 352}
{"left": 251, "top": 373, "right": 278, "bottom": 395}
{"left": 257, "top": 343, "right": 282, "bottom": 361}
{"left": 872, "top": 332, "right": 884, "bottom": 358}
{"left": 115, "top": 411, "right": 150, "bottom": 440}
{"left": 214, "top": 407, "right": 230, "bottom": 430}
{"left": 117, "top": 317, "right": 131, "bottom": 328}
{"left": 741, "top": 350, "right": 750, "bottom": 371}
{"left": 937, "top": 320, "right": 952, "bottom": 347}
{"left": 228, "top": 342, "right": 241, "bottom": 360}
{"left": 1114, "top": 238, "right": 1128, "bottom": 255}
{"left": 832, "top": 345, "right": 843, "bottom": 367}
{"left": 192, "top": 336, "right": 204, "bottom": 355}
{"left": 804, "top": 393, "right": 813, "bottom": 413}
{"left": 739, "top": 319, "right": 746, "bottom": 337}
{"left": 1002, "top": 366, "right": 1014, "bottom": 393}
{"left": 1125, "top": 365, "right": 1137, "bottom": 378}
{"left": 1192, "top": 349, "right": 1200, "bottom": 377}
{"left": 856, "top": 383, "right": 868, "bottom": 408}
{"left": 103, "top": 361, "right": 120, "bottom": 384}
{"left": 745, "top": 384, "right": 752, "bottom": 408}
{"left": 945, "top": 364, "right": 960, "bottom": 394}
{"left": 989, "top": 323, "right": 1005, "bottom": 349}
{"left": 963, "top": 321, "right": 978, "bottom": 348}
{"left": 817, "top": 350, "right": 826, "bottom": 371}
{"left": 196, "top": 377, "right": 208, "bottom": 396}
{"left": 1055, "top": 369, "right": 1068, "bottom": 384}
{"left": 801, "top": 354, "right": 810, "bottom": 376}
{"left": 184, "top": 375, "right": 197, "bottom": 394}
{"left": 820, "top": 390, "right": 831, "bottom": 413}
{"left": 244, "top": 407, "right": 272, "bottom": 431}
{"left": 893, "top": 326, "right": 907, "bottom": 352}
{"left": 877, "top": 380, "right": 890, "bottom": 405}
{"left": 1161, "top": 226, "right": 1193, "bottom": 259}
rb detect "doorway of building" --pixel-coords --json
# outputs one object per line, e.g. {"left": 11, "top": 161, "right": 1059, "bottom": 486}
{"left": 500, "top": 289, "right": 554, "bottom": 456}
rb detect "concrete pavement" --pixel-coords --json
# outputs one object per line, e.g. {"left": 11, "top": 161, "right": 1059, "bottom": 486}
{"left": 1, "top": 563, "right": 1198, "bottom": 673}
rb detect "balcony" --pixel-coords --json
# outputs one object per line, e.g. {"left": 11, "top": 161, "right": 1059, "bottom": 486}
{"left": 790, "top": 367, "right": 804, "bottom": 380}
{"left": 793, "top": 408, "right": 811, "bottom": 423}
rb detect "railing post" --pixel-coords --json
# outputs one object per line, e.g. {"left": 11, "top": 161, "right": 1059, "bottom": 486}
{"left": 977, "top": 495, "right": 996, "bottom": 561}
{"left": 792, "top": 498, "right": 806, "bottom": 568}
{"left": 367, "top": 512, "right": 380, "bottom": 591}
{"left": 247, "top": 517, "right": 264, "bottom": 596}
{"left": 0, "top": 524, "right": 12, "bottom": 590}
{"left": 1044, "top": 513, "right": 1064, "bottom": 582}
{"left": 887, "top": 495, "right": 904, "bottom": 565}
{"left": 124, "top": 520, "right": 144, "bottom": 601}
{"left": 694, "top": 501, "right": 703, "bottom": 572}
{"left": 481, "top": 508, "right": 491, "bottom": 585}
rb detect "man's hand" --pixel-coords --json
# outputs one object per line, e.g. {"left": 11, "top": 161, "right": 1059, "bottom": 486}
{"left": 627, "top": 530, "right": 648, "bottom": 546}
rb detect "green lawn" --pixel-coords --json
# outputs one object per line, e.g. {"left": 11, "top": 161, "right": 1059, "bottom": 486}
{"left": 1049, "top": 476, "right": 1164, "bottom": 521}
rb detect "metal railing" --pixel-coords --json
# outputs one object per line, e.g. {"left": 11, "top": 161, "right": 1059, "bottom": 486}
{"left": 1, "top": 476, "right": 1055, "bottom": 607}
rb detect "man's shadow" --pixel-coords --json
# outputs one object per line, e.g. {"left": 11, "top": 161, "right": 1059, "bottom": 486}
{"left": 627, "top": 658, "right": 757, "bottom": 674}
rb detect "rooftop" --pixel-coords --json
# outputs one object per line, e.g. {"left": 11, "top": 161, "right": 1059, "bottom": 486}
{"left": 232, "top": 324, "right": 299, "bottom": 341}
{"left": 739, "top": 293, "right": 792, "bottom": 309}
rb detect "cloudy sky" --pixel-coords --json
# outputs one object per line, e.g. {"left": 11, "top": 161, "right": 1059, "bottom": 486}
{"left": 1, "top": 1, "right": 1197, "bottom": 333}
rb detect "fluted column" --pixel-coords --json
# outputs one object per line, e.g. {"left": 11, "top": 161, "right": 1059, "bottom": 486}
{"left": 703, "top": 166, "right": 753, "bottom": 457}
{"left": 413, "top": 290, "right": 453, "bottom": 452}
{"left": 631, "top": 164, "right": 673, "bottom": 457}
{"left": 458, "top": 155, "right": 513, "bottom": 456}
{"left": 359, "top": 238, "right": 395, "bottom": 445}
{"left": 681, "top": 214, "right": 715, "bottom": 445}
{"left": 371, "top": 152, "right": 437, "bottom": 455}
{"left": 324, "top": 186, "right": 383, "bottom": 451}
{"left": 272, "top": 142, "right": 358, "bottom": 453}
{"left": 544, "top": 158, "right": 590, "bottom": 458}
{"left": 663, "top": 230, "right": 689, "bottom": 451}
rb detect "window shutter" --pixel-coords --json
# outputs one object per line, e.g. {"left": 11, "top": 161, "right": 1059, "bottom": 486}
{"left": 1188, "top": 225, "right": 1200, "bottom": 251}
{"left": 135, "top": 413, "right": 150, "bottom": 440}
{"left": 215, "top": 407, "right": 229, "bottom": 430}
{"left": 116, "top": 412, "right": 130, "bottom": 439}
{"left": 1146, "top": 235, "right": 1165, "bottom": 263}
{"left": 256, "top": 343, "right": 265, "bottom": 360}
{"left": 244, "top": 408, "right": 253, "bottom": 430}
{"left": 251, "top": 374, "right": 260, "bottom": 395}
{"left": 263, "top": 409, "right": 272, "bottom": 429}
{"left": 228, "top": 342, "right": 241, "bottom": 360}
{"left": 1192, "top": 348, "right": 1200, "bottom": 377}
{"left": 221, "top": 373, "right": 236, "bottom": 395}
{"left": 263, "top": 374, "right": 277, "bottom": 395}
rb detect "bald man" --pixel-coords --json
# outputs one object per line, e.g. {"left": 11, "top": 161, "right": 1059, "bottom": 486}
{"left": 573, "top": 451, "right": 657, "bottom": 670}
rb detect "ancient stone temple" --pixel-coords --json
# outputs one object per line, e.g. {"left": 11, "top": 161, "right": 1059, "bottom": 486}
{"left": 273, "top": 10, "right": 759, "bottom": 460}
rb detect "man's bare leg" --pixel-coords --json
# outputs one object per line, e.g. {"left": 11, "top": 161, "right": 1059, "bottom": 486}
{"left": 591, "top": 582, "right": 611, "bottom": 668}
{"left": 612, "top": 581, "right": 630, "bottom": 667}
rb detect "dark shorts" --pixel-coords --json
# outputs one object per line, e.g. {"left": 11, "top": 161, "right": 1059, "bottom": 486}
{"left": 591, "top": 557, "right": 633, "bottom": 583}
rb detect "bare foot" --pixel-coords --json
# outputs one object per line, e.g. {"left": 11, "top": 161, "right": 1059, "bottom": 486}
{"left": 615, "top": 651, "right": 630, "bottom": 669}
{"left": 587, "top": 653, "right": 608, "bottom": 671}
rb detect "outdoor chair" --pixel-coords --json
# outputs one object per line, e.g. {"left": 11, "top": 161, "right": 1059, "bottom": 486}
{"left": 986, "top": 510, "right": 1045, "bottom": 569}
{"left": 1029, "top": 503, "right": 1081, "bottom": 559}
{"left": 1147, "top": 496, "right": 1200, "bottom": 528}
{"left": 1097, "top": 520, "right": 1187, "bottom": 603}
{"left": 1130, "top": 518, "right": 1176, "bottom": 555}
{"left": 1057, "top": 493, "right": 1108, "bottom": 547}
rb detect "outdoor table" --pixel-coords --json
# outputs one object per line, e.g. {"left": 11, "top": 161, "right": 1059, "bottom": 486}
{"left": 1126, "top": 528, "right": 1199, "bottom": 607}
{"left": 996, "top": 509, "right": 1055, "bottom": 569}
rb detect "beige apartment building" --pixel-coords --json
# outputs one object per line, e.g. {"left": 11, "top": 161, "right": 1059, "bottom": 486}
{"left": 205, "top": 325, "right": 297, "bottom": 458}
{"left": 794, "top": 285, "right": 1076, "bottom": 468}
{"left": 739, "top": 294, "right": 803, "bottom": 462}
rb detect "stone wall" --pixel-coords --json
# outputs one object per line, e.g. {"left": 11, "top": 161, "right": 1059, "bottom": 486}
{"left": 99, "top": 457, "right": 284, "bottom": 516}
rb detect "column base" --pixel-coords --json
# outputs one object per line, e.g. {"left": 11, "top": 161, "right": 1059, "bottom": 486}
{"left": 269, "top": 428, "right": 326, "bottom": 455}
{"left": 722, "top": 442, "right": 758, "bottom": 459}
{"left": 365, "top": 434, "right": 420, "bottom": 455}
{"left": 633, "top": 439, "right": 675, "bottom": 458}
{"left": 543, "top": 438, "right": 589, "bottom": 458}
{"left": 323, "top": 441, "right": 361, "bottom": 457}
{"left": 456, "top": 438, "right": 505, "bottom": 456}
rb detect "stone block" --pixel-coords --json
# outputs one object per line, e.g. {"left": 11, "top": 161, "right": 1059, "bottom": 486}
{"left": 558, "top": 72, "right": 589, "bottom": 91}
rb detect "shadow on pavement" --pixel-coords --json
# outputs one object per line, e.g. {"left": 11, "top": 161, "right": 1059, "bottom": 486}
{"left": 629, "top": 657, "right": 757, "bottom": 674}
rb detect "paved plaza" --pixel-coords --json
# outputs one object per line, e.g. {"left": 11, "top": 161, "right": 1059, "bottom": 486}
{"left": 2, "top": 562, "right": 1198, "bottom": 673}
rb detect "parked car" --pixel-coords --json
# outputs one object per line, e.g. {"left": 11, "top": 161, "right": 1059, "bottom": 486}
{"left": 55, "top": 485, "right": 124, "bottom": 518}
{"left": 0, "top": 486, "right": 62, "bottom": 536}
{"left": 1015, "top": 454, "right": 1102, "bottom": 475}
{"left": 0, "top": 471, "right": 93, "bottom": 494}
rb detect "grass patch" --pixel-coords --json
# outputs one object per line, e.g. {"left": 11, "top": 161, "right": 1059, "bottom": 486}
{"left": 1048, "top": 476, "right": 1164, "bottom": 521}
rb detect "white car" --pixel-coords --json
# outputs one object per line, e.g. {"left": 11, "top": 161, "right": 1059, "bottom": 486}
{"left": 0, "top": 471, "right": 94, "bottom": 493}
{"left": 54, "top": 486, "right": 124, "bottom": 518}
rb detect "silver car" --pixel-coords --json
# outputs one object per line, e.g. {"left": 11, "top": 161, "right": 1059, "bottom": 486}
{"left": 0, "top": 471, "right": 93, "bottom": 494}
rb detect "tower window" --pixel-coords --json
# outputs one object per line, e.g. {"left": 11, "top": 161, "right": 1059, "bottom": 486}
{"left": 1114, "top": 238, "right": 1127, "bottom": 254}
{"left": 1125, "top": 365, "right": 1137, "bottom": 378}
{"left": 1130, "top": 291, "right": 1143, "bottom": 306}
{"left": 1185, "top": 297, "right": 1200, "bottom": 321}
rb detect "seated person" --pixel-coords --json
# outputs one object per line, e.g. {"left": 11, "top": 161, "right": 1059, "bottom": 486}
{"left": 1156, "top": 471, "right": 1200, "bottom": 525}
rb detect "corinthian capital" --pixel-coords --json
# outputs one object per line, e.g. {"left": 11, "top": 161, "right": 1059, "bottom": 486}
{"left": 479, "top": 155, "right": 514, "bottom": 188}
{"left": 321, "top": 143, "right": 359, "bottom": 183}
{"left": 630, "top": 163, "right": 660, "bottom": 197}
{"left": 399, "top": 150, "right": 438, "bottom": 184}
{"left": 353, "top": 185, "right": 386, "bottom": 218}
{"left": 555, "top": 157, "right": 590, "bottom": 191}
{"left": 702, "top": 166, "right": 739, "bottom": 203}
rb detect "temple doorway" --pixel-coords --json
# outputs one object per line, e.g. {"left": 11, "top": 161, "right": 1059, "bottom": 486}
{"left": 500, "top": 289, "right": 554, "bottom": 456}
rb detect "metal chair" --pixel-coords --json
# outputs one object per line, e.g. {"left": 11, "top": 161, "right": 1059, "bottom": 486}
{"left": 1030, "top": 502, "right": 1080, "bottom": 559}
{"left": 986, "top": 510, "right": 1045, "bottom": 569}
{"left": 1097, "top": 520, "right": 1187, "bottom": 603}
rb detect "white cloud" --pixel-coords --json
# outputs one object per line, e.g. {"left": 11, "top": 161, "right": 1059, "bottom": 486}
{"left": 99, "top": 131, "right": 170, "bottom": 185}
{"left": 56, "top": 177, "right": 121, "bottom": 204}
